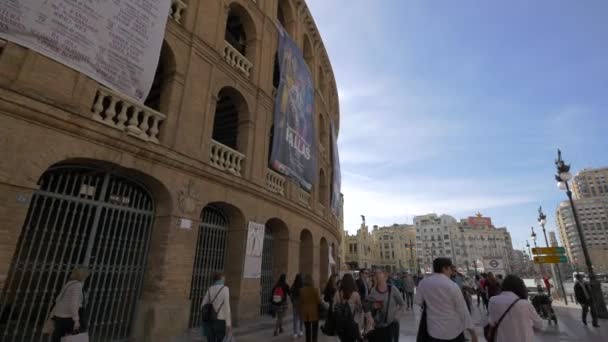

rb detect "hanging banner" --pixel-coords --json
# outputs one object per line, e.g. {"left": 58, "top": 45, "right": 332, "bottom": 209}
{"left": 329, "top": 119, "right": 341, "bottom": 216}
{"left": 0, "top": 0, "right": 170, "bottom": 103}
{"left": 270, "top": 26, "right": 316, "bottom": 191}
{"left": 244, "top": 221, "right": 265, "bottom": 279}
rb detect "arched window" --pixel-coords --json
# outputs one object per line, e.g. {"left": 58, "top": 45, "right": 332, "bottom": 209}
{"left": 303, "top": 35, "right": 314, "bottom": 74}
{"left": 277, "top": 0, "right": 295, "bottom": 37}
{"left": 318, "top": 114, "right": 327, "bottom": 149}
{"left": 144, "top": 41, "right": 175, "bottom": 112}
{"left": 213, "top": 87, "right": 247, "bottom": 151}
{"left": 225, "top": 12, "right": 247, "bottom": 56}
{"left": 317, "top": 66, "right": 326, "bottom": 97}
{"left": 319, "top": 168, "right": 327, "bottom": 206}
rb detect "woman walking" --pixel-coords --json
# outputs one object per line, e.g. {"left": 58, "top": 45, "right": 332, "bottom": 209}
{"left": 291, "top": 274, "right": 304, "bottom": 338}
{"left": 271, "top": 274, "right": 290, "bottom": 336}
{"left": 487, "top": 275, "right": 543, "bottom": 342}
{"left": 299, "top": 274, "right": 322, "bottom": 342}
{"left": 333, "top": 274, "right": 363, "bottom": 342}
{"left": 201, "top": 272, "right": 232, "bottom": 342}
{"left": 486, "top": 272, "right": 501, "bottom": 299}
{"left": 323, "top": 274, "right": 338, "bottom": 305}
{"left": 50, "top": 267, "right": 90, "bottom": 342}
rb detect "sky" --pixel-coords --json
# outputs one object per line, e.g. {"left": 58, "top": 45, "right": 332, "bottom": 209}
{"left": 306, "top": 0, "right": 608, "bottom": 250}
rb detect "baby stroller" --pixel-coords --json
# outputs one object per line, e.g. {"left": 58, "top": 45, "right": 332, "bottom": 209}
{"left": 530, "top": 290, "right": 558, "bottom": 325}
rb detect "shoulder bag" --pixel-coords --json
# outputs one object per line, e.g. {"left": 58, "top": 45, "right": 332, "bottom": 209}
{"left": 416, "top": 301, "right": 431, "bottom": 342}
{"left": 484, "top": 298, "right": 520, "bottom": 342}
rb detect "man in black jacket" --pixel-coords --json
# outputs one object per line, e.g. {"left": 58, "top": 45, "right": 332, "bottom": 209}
{"left": 356, "top": 269, "right": 370, "bottom": 300}
{"left": 574, "top": 274, "right": 599, "bottom": 327}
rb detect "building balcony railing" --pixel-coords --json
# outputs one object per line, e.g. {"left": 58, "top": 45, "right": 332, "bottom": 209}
{"left": 223, "top": 41, "right": 253, "bottom": 77}
{"left": 169, "top": 0, "right": 187, "bottom": 24}
{"left": 91, "top": 86, "right": 165, "bottom": 144}
{"left": 210, "top": 140, "right": 245, "bottom": 176}
{"left": 266, "top": 168, "right": 285, "bottom": 195}
{"left": 297, "top": 188, "right": 312, "bottom": 208}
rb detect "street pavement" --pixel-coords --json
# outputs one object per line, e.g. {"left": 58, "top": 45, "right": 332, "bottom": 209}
{"left": 177, "top": 299, "right": 608, "bottom": 342}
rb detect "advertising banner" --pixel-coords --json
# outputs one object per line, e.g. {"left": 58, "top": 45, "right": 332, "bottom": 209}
{"left": 270, "top": 26, "right": 316, "bottom": 191}
{"left": 243, "top": 221, "right": 265, "bottom": 278}
{"left": 330, "top": 119, "right": 341, "bottom": 216}
{"left": 0, "top": 0, "right": 170, "bottom": 102}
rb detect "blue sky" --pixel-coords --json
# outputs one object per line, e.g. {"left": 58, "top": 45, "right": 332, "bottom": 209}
{"left": 307, "top": 0, "right": 608, "bottom": 249}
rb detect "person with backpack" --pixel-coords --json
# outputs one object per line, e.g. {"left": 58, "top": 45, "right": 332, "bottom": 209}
{"left": 201, "top": 272, "right": 231, "bottom": 342}
{"left": 271, "top": 274, "right": 291, "bottom": 336}
{"left": 321, "top": 274, "right": 338, "bottom": 336}
{"left": 364, "top": 269, "right": 404, "bottom": 342}
{"left": 333, "top": 274, "right": 363, "bottom": 342}
{"left": 486, "top": 275, "right": 543, "bottom": 342}
{"left": 291, "top": 274, "right": 304, "bottom": 338}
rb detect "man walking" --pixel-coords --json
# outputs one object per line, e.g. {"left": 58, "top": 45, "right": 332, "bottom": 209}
{"left": 365, "top": 269, "right": 404, "bottom": 342}
{"left": 574, "top": 274, "right": 599, "bottom": 327}
{"left": 356, "top": 269, "right": 370, "bottom": 301}
{"left": 403, "top": 272, "right": 415, "bottom": 310}
{"left": 415, "top": 258, "right": 478, "bottom": 342}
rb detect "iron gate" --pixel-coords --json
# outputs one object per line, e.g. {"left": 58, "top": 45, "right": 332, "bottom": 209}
{"left": 260, "top": 227, "right": 274, "bottom": 315}
{"left": 0, "top": 165, "right": 155, "bottom": 342}
{"left": 188, "top": 206, "right": 228, "bottom": 328}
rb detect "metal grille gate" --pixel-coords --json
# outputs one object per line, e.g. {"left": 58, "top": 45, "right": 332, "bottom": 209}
{"left": 0, "top": 165, "right": 155, "bottom": 342}
{"left": 260, "top": 227, "right": 273, "bottom": 315}
{"left": 188, "top": 207, "right": 228, "bottom": 329}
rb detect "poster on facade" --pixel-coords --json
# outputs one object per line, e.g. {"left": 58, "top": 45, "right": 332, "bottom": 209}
{"left": 244, "top": 221, "right": 265, "bottom": 278}
{"left": 270, "top": 26, "right": 316, "bottom": 191}
{"left": 0, "top": 0, "right": 170, "bottom": 103}
{"left": 330, "top": 119, "right": 341, "bottom": 216}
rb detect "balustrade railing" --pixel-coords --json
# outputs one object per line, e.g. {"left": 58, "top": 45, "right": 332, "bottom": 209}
{"left": 266, "top": 169, "right": 285, "bottom": 195}
{"left": 91, "top": 86, "right": 165, "bottom": 144}
{"left": 223, "top": 41, "right": 253, "bottom": 77}
{"left": 297, "top": 188, "right": 312, "bottom": 208}
{"left": 210, "top": 140, "right": 245, "bottom": 176}
{"left": 170, "top": 0, "right": 187, "bottom": 24}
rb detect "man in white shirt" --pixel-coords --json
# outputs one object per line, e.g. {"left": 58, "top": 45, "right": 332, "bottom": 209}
{"left": 415, "top": 258, "right": 478, "bottom": 342}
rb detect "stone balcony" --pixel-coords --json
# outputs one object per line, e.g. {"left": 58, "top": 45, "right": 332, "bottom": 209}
{"left": 169, "top": 0, "right": 187, "bottom": 24}
{"left": 91, "top": 86, "right": 165, "bottom": 144}
{"left": 223, "top": 41, "right": 253, "bottom": 77}
{"left": 265, "top": 169, "right": 285, "bottom": 195}
{"left": 297, "top": 188, "right": 312, "bottom": 208}
{"left": 209, "top": 140, "right": 245, "bottom": 176}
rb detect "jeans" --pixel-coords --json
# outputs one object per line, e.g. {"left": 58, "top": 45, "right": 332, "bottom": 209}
{"left": 204, "top": 319, "right": 226, "bottom": 342}
{"left": 274, "top": 304, "right": 286, "bottom": 332}
{"left": 51, "top": 317, "right": 75, "bottom": 342}
{"left": 292, "top": 308, "right": 304, "bottom": 335}
{"left": 582, "top": 303, "right": 598, "bottom": 325}
{"left": 304, "top": 320, "right": 318, "bottom": 342}
{"left": 405, "top": 291, "right": 414, "bottom": 308}
{"left": 390, "top": 321, "right": 399, "bottom": 342}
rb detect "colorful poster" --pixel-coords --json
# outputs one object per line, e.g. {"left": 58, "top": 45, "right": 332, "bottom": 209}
{"left": 270, "top": 26, "right": 316, "bottom": 191}
{"left": 0, "top": 0, "right": 170, "bottom": 103}
{"left": 330, "top": 119, "right": 341, "bottom": 216}
{"left": 244, "top": 221, "right": 265, "bottom": 279}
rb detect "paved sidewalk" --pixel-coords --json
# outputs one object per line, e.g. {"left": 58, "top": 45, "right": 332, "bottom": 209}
{"left": 176, "top": 301, "right": 608, "bottom": 342}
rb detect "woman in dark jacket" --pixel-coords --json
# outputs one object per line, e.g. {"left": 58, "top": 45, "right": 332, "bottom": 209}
{"left": 323, "top": 274, "right": 338, "bottom": 304}
{"left": 271, "top": 274, "right": 291, "bottom": 336}
{"left": 291, "top": 274, "right": 304, "bottom": 338}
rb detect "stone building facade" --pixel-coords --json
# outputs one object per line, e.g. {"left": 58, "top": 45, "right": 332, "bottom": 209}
{"left": 0, "top": 0, "right": 340, "bottom": 340}
{"left": 344, "top": 224, "right": 380, "bottom": 270}
{"left": 372, "top": 224, "right": 417, "bottom": 273}
{"left": 415, "top": 213, "right": 513, "bottom": 274}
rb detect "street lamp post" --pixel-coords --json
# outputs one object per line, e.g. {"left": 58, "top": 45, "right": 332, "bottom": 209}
{"left": 530, "top": 227, "right": 537, "bottom": 248}
{"left": 555, "top": 149, "right": 607, "bottom": 317}
{"left": 538, "top": 206, "right": 567, "bottom": 305}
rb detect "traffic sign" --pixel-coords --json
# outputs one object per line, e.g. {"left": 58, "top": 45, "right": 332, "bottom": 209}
{"left": 533, "top": 255, "right": 568, "bottom": 264}
{"left": 531, "top": 247, "right": 566, "bottom": 255}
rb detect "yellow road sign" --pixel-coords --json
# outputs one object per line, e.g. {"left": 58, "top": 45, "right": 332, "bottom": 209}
{"left": 533, "top": 255, "right": 568, "bottom": 264}
{"left": 532, "top": 247, "right": 566, "bottom": 255}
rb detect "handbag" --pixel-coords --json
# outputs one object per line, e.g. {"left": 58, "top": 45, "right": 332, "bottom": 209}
{"left": 416, "top": 302, "right": 431, "bottom": 342}
{"left": 318, "top": 301, "right": 329, "bottom": 320}
{"left": 61, "top": 332, "right": 89, "bottom": 342}
{"left": 484, "top": 298, "right": 520, "bottom": 342}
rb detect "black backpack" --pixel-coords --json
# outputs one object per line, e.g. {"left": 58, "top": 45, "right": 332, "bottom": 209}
{"left": 201, "top": 286, "right": 225, "bottom": 322}
{"left": 334, "top": 293, "right": 359, "bottom": 339}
